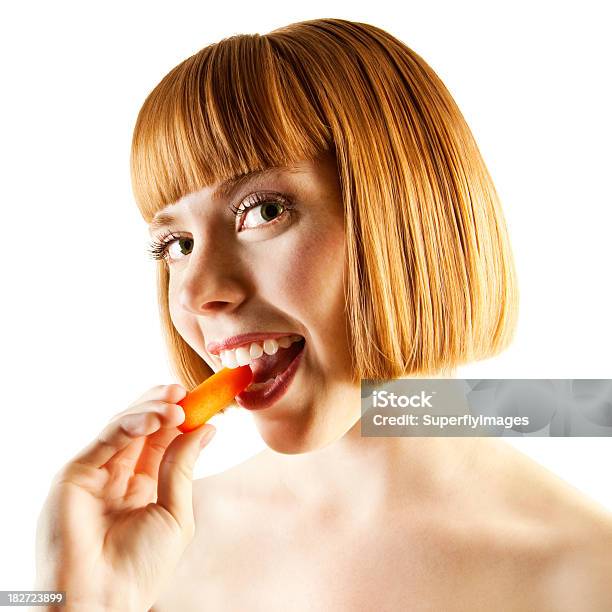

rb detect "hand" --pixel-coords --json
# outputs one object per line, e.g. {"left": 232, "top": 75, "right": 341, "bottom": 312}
{"left": 35, "top": 384, "right": 215, "bottom": 612}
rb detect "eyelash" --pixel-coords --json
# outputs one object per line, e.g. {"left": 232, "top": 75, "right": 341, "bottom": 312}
{"left": 146, "top": 192, "right": 296, "bottom": 263}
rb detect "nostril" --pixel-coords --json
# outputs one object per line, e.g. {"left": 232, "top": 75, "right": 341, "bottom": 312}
{"left": 200, "top": 300, "right": 232, "bottom": 313}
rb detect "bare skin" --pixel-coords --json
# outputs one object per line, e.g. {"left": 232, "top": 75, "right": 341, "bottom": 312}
{"left": 36, "top": 151, "right": 611, "bottom": 611}
{"left": 148, "top": 151, "right": 611, "bottom": 610}
{"left": 153, "top": 430, "right": 612, "bottom": 612}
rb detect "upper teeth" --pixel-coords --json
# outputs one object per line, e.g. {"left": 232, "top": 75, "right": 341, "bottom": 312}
{"left": 218, "top": 335, "right": 302, "bottom": 369}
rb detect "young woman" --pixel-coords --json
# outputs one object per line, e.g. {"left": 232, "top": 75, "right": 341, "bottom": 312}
{"left": 36, "top": 18, "right": 612, "bottom": 611}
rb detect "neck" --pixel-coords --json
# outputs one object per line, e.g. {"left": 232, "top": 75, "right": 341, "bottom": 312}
{"left": 261, "top": 412, "right": 483, "bottom": 515}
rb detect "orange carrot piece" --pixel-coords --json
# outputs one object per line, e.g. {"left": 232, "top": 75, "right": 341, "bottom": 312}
{"left": 177, "top": 365, "right": 253, "bottom": 433}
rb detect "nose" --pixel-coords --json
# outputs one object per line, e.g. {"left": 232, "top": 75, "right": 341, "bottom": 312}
{"left": 175, "top": 237, "right": 249, "bottom": 316}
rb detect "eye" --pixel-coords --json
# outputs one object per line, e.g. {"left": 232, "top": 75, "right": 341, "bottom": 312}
{"left": 146, "top": 233, "right": 193, "bottom": 263}
{"left": 166, "top": 236, "right": 194, "bottom": 259}
{"left": 243, "top": 200, "right": 284, "bottom": 229}
{"left": 230, "top": 192, "right": 296, "bottom": 230}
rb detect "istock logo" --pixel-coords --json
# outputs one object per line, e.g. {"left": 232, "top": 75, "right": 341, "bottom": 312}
{"left": 372, "top": 390, "right": 436, "bottom": 408}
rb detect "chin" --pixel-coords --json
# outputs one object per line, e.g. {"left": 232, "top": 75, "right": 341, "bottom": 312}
{"left": 252, "top": 410, "right": 348, "bottom": 455}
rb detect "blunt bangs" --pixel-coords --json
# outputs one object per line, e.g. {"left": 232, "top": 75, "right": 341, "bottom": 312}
{"left": 130, "top": 33, "right": 331, "bottom": 221}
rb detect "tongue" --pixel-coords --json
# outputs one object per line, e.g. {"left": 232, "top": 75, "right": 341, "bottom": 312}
{"left": 249, "top": 338, "right": 305, "bottom": 383}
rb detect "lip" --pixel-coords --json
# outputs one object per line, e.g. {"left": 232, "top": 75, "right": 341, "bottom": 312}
{"left": 235, "top": 340, "right": 305, "bottom": 410}
{"left": 207, "top": 332, "right": 302, "bottom": 355}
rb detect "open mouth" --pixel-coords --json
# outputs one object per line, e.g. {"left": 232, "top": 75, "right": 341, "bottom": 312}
{"left": 246, "top": 337, "right": 306, "bottom": 390}
{"left": 235, "top": 337, "right": 306, "bottom": 410}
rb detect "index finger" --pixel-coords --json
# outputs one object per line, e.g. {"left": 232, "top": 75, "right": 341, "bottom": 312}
{"left": 70, "top": 411, "right": 162, "bottom": 468}
{"left": 123, "top": 384, "right": 187, "bottom": 413}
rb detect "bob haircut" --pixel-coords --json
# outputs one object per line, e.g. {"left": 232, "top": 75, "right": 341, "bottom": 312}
{"left": 130, "top": 17, "right": 519, "bottom": 389}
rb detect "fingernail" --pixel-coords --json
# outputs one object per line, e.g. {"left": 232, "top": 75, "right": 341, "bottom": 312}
{"left": 174, "top": 404, "right": 186, "bottom": 424}
{"left": 199, "top": 428, "right": 216, "bottom": 448}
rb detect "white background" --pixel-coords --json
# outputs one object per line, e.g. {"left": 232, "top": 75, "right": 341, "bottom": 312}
{"left": 1, "top": 0, "right": 610, "bottom": 590}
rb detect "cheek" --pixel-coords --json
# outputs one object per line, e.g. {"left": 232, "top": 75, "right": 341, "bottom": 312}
{"left": 167, "top": 274, "right": 201, "bottom": 346}
{"left": 269, "top": 224, "right": 347, "bottom": 345}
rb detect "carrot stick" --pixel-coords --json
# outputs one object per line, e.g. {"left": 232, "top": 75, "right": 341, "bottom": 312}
{"left": 177, "top": 365, "right": 253, "bottom": 433}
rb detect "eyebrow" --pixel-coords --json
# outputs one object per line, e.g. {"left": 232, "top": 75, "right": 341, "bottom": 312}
{"left": 148, "top": 165, "right": 303, "bottom": 233}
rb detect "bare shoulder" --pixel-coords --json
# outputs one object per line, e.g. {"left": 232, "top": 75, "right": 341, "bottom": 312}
{"left": 480, "top": 440, "right": 612, "bottom": 611}
{"left": 539, "top": 494, "right": 612, "bottom": 612}
{"left": 534, "top": 512, "right": 612, "bottom": 612}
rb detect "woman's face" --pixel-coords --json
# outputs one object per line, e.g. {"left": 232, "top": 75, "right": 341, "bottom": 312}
{"left": 148, "top": 152, "right": 361, "bottom": 453}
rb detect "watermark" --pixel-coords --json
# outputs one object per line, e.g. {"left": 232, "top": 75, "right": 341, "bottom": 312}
{"left": 0, "top": 591, "right": 65, "bottom": 606}
{"left": 360, "top": 379, "right": 612, "bottom": 436}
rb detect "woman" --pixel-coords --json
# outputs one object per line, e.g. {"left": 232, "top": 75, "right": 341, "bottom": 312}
{"left": 36, "top": 18, "right": 612, "bottom": 611}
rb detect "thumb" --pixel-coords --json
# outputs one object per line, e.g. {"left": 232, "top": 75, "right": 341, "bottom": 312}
{"left": 156, "top": 424, "right": 216, "bottom": 534}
